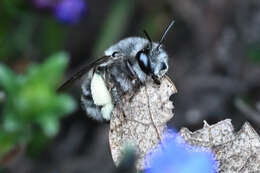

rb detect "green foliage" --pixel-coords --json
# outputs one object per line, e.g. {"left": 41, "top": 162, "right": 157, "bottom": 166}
{"left": 0, "top": 52, "right": 76, "bottom": 158}
{"left": 0, "top": 1, "right": 67, "bottom": 61}
{"left": 38, "top": 19, "right": 67, "bottom": 56}
{"left": 0, "top": 1, "right": 32, "bottom": 60}
{"left": 92, "top": 0, "right": 135, "bottom": 57}
{"left": 247, "top": 43, "right": 260, "bottom": 63}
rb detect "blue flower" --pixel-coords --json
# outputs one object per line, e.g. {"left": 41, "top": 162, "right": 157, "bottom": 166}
{"left": 32, "top": 0, "right": 87, "bottom": 24}
{"left": 145, "top": 129, "right": 218, "bottom": 173}
{"left": 54, "top": 0, "right": 87, "bottom": 24}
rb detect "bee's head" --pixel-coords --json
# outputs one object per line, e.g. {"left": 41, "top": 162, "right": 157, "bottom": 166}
{"left": 135, "top": 42, "right": 168, "bottom": 80}
{"left": 135, "top": 20, "right": 174, "bottom": 81}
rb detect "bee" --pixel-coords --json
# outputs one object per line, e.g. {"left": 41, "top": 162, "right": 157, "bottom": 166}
{"left": 58, "top": 20, "right": 175, "bottom": 121}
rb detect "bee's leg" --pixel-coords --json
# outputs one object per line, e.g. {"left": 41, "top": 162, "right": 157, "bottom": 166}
{"left": 81, "top": 77, "right": 104, "bottom": 121}
{"left": 125, "top": 60, "right": 145, "bottom": 102}
{"left": 152, "top": 75, "right": 161, "bottom": 85}
{"left": 126, "top": 60, "right": 137, "bottom": 80}
{"left": 109, "top": 62, "right": 144, "bottom": 118}
{"left": 128, "top": 84, "right": 141, "bottom": 103}
{"left": 111, "top": 87, "right": 126, "bottom": 119}
{"left": 111, "top": 87, "right": 121, "bottom": 104}
{"left": 110, "top": 65, "right": 134, "bottom": 95}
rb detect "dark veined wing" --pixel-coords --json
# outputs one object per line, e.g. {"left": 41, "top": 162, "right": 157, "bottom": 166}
{"left": 57, "top": 55, "right": 110, "bottom": 92}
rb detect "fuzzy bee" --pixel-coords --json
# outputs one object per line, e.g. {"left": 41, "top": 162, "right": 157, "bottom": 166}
{"left": 58, "top": 20, "right": 175, "bottom": 121}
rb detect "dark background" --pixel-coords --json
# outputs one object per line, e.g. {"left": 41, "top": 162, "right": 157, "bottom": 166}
{"left": 1, "top": 0, "right": 260, "bottom": 172}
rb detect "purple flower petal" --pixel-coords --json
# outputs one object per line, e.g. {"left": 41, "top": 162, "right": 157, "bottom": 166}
{"left": 146, "top": 128, "right": 218, "bottom": 173}
{"left": 54, "top": 0, "right": 87, "bottom": 24}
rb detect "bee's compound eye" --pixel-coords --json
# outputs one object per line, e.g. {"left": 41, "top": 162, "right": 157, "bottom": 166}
{"left": 112, "top": 51, "right": 119, "bottom": 57}
{"left": 136, "top": 51, "right": 150, "bottom": 74}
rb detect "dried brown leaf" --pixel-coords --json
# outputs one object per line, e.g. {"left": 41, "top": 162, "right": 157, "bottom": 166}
{"left": 109, "top": 76, "right": 177, "bottom": 170}
{"left": 179, "top": 119, "right": 260, "bottom": 172}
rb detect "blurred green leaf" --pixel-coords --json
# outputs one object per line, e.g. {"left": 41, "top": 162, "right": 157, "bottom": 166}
{"left": 140, "top": 13, "right": 171, "bottom": 41}
{"left": 2, "top": 112, "right": 22, "bottom": 132}
{"left": 0, "top": 1, "right": 34, "bottom": 60}
{"left": 37, "top": 114, "right": 59, "bottom": 137}
{"left": 0, "top": 14, "right": 36, "bottom": 60}
{"left": 56, "top": 94, "right": 76, "bottom": 114}
{"left": 92, "top": 0, "right": 135, "bottom": 57}
{"left": 38, "top": 19, "right": 67, "bottom": 56}
{"left": 0, "top": 64, "right": 17, "bottom": 93}
{"left": 0, "top": 131, "right": 17, "bottom": 158}
{"left": 247, "top": 43, "right": 260, "bottom": 63}
{"left": 27, "top": 52, "right": 69, "bottom": 88}
{"left": 0, "top": 52, "right": 76, "bottom": 159}
{"left": 0, "top": 91, "right": 5, "bottom": 103}
{"left": 1, "top": 0, "right": 25, "bottom": 17}
{"left": 0, "top": 8, "right": 66, "bottom": 61}
{"left": 27, "top": 129, "right": 50, "bottom": 158}
{"left": 12, "top": 15, "right": 35, "bottom": 53}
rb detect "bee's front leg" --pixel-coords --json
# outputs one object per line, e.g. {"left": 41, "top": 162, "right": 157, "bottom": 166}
{"left": 125, "top": 60, "right": 145, "bottom": 102}
{"left": 111, "top": 87, "right": 121, "bottom": 105}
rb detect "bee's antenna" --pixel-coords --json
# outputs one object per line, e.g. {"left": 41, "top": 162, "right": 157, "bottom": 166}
{"left": 143, "top": 30, "right": 153, "bottom": 49}
{"left": 157, "top": 20, "right": 175, "bottom": 49}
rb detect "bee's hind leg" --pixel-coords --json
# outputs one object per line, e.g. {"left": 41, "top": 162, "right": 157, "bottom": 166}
{"left": 81, "top": 78, "right": 105, "bottom": 121}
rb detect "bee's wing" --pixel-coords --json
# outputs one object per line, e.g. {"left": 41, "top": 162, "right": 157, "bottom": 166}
{"left": 57, "top": 55, "right": 110, "bottom": 92}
